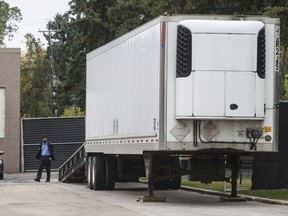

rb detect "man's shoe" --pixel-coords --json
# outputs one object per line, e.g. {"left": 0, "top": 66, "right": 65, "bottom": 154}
{"left": 45, "top": 180, "right": 50, "bottom": 182}
{"left": 34, "top": 178, "right": 40, "bottom": 182}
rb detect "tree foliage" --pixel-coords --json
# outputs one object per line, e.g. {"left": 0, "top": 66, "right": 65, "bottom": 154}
{"left": 0, "top": 1, "right": 22, "bottom": 47}
{"left": 21, "top": 34, "right": 52, "bottom": 117}
{"left": 61, "top": 106, "right": 85, "bottom": 117}
{"left": 264, "top": 6, "right": 288, "bottom": 99}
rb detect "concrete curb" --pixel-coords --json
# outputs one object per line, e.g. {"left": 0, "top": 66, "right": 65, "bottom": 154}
{"left": 180, "top": 186, "right": 288, "bottom": 206}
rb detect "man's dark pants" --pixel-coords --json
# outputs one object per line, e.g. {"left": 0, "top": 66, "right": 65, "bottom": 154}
{"left": 36, "top": 156, "right": 51, "bottom": 181}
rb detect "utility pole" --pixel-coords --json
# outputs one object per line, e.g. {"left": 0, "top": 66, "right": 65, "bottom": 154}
{"left": 39, "top": 23, "right": 61, "bottom": 117}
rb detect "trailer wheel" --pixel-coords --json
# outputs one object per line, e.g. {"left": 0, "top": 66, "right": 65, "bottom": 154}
{"left": 104, "top": 155, "right": 116, "bottom": 190}
{"left": 87, "top": 156, "right": 93, "bottom": 189}
{"left": 91, "top": 156, "right": 105, "bottom": 190}
{"left": 170, "top": 157, "right": 181, "bottom": 190}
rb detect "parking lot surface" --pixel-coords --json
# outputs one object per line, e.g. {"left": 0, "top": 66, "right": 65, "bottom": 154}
{"left": 0, "top": 172, "right": 288, "bottom": 216}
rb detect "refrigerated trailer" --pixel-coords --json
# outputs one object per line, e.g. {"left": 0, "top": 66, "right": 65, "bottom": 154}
{"left": 85, "top": 15, "right": 280, "bottom": 199}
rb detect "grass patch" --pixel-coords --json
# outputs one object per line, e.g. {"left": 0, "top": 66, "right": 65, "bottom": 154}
{"left": 182, "top": 179, "right": 288, "bottom": 201}
{"left": 142, "top": 177, "right": 288, "bottom": 201}
{"left": 238, "top": 189, "right": 288, "bottom": 201}
{"left": 181, "top": 178, "right": 252, "bottom": 192}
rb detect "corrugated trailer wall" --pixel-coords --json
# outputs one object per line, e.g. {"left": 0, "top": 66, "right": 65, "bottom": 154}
{"left": 86, "top": 22, "right": 161, "bottom": 141}
{"left": 21, "top": 117, "right": 85, "bottom": 171}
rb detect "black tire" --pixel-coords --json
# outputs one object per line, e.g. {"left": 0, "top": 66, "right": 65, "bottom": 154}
{"left": 91, "top": 156, "right": 105, "bottom": 190}
{"left": 170, "top": 157, "right": 181, "bottom": 190}
{"left": 0, "top": 173, "right": 3, "bottom": 180}
{"left": 87, "top": 157, "right": 93, "bottom": 189}
{"left": 105, "top": 155, "right": 116, "bottom": 190}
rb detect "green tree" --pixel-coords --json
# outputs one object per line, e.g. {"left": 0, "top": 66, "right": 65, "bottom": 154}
{"left": 69, "top": 0, "right": 116, "bottom": 50}
{"left": 44, "top": 13, "right": 87, "bottom": 115}
{"left": 43, "top": 0, "right": 288, "bottom": 116}
{"left": 61, "top": 106, "right": 85, "bottom": 117}
{"left": 264, "top": 6, "right": 288, "bottom": 99}
{"left": 107, "top": 0, "right": 154, "bottom": 37}
{"left": 43, "top": 14, "right": 71, "bottom": 116}
{"left": 0, "top": 1, "right": 22, "bottom": 47}
{"left": 44, "top": 0, "right": 117, "bottom": 115}
{"left": 21, "top": 34, "right": 52, "bottom": 117}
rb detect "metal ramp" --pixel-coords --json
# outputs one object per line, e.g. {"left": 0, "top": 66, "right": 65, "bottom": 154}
{"left": 58, "top": 144, "right": 86, "bottom": 183}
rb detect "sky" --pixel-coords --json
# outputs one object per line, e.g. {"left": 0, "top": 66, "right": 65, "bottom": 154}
{"left": 4, "top": 0, "right": 70, "bottom": 52}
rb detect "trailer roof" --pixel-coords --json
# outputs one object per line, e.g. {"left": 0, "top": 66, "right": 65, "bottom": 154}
{"left": 87, "top": 15, "right": 279, "bottom": 60}
{"left": 179, "top": 20, "right": 264, "bottom": 34}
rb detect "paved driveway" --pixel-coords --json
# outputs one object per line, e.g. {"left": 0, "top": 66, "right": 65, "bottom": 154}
{"left": 0, "top": 172, "right": 287, "bottom": 216}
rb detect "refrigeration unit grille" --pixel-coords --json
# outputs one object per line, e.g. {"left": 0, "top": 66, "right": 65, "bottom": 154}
{"left": 257, "top": 28, "right": 266, "bottom": 79}
{"left": 176, "top": 25, "right": 192, "bottom": 78}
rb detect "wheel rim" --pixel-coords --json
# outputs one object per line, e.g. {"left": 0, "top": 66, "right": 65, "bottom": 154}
{"left": 91, "top": 157, "right": 96, "bottom": 189}
{"left": 87, "top": 157, "right": 92, "bottom": 189}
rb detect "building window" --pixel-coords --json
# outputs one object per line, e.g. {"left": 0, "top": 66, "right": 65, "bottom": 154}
{"left": 0, "top": 88, "right": 5, "bottom": 138}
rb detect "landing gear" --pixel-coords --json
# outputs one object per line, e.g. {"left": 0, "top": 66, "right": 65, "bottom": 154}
{"left": 153, "top": 157, "right": 170, "bottom": 190}
{"left": 220, "top": 154, "right": 247, "bottom": 202}
{"left": 153, "top": 157, "right": 181, "bottom": 190}
{"left": 141, "top": 151, "right": 247, "bottom": 202}
{"left": 230, "top": 154, "right": 241, "bottom": 198}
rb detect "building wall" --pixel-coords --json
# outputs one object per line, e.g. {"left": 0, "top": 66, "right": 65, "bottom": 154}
{"left": 0, "top": 48, "right": 21, "bottom": 173}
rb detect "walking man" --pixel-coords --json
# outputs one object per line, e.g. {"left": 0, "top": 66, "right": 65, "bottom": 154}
{"left": 34, "top": 135, "right": 55, "bottom": 182}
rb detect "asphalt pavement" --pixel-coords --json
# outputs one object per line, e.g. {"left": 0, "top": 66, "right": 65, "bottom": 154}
{"left": 0, "top": 172, "right": 288, "bottom": 216}
{"left": 0, "top": 172, "right": 140, "bottom": 216}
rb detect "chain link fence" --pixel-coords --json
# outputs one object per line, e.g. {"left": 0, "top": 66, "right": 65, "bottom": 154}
{"left": 240, "top": 155, "right": 253, "bottom": 178}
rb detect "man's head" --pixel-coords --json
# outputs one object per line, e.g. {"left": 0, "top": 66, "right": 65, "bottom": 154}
{"left": 42, "top": 135, "right": 48, "bottom": 142}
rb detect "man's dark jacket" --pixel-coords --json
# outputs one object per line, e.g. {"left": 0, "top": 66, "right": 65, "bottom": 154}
{"left": 35, "top": 142, "right": 55, "bottom": 160}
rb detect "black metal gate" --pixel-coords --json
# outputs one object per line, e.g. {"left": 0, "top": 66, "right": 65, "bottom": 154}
{"left": 252, "top": 102, "right": 288, "bottom": 189}
{"left": 21, "top": 117, "right": 85, "bottom": 171}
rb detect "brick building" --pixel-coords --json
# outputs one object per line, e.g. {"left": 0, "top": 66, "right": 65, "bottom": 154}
{"left": 0, "top": 48, "right": 21, "bottom": 173}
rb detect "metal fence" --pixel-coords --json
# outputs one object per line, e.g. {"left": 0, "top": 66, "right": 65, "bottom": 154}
{"left": 21, "top": 117, "right": 85, "bottom": 171}
{"left": 240, "top": 155, "right": 253, "bottom": 178}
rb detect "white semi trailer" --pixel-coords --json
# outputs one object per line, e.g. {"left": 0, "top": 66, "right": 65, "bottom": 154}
{"left": 85, "top": 15, "right": 280, "bottom": 199}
